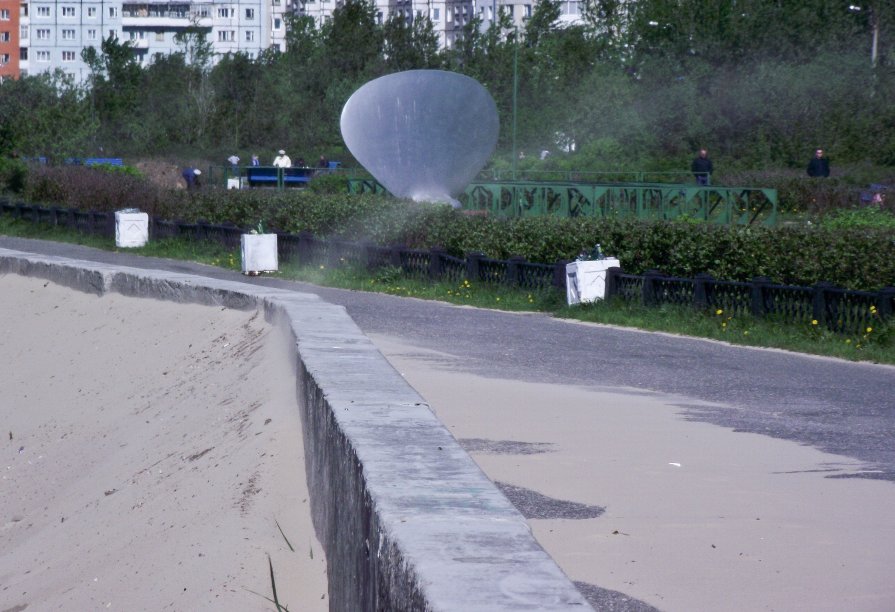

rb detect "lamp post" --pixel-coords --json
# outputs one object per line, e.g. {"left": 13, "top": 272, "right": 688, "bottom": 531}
{"left": 511, "top": 26, "right": 519, "bottom": 180}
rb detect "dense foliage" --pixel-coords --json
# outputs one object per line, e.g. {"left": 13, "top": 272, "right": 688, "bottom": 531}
{"left": 18, "top": 165, "right": 895, "bottom": 291}
{"left": 1, "top": 0, "right": 893, "bottom": 178}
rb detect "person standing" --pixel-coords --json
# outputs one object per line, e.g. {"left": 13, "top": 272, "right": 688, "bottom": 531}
{"left": 691, "top": 149, "right": 713, "bottom": 185}
{"left": 227, "top": 154, "right": 240, "bottom": 167}
{"left": 807, "top": 148, "right": 830, "bottom": 177}
{"left": 273, "top": 150, "right": 291, "bottom": 168}
{"left": 251, "top": 154, "right": 260, "bottom": 166}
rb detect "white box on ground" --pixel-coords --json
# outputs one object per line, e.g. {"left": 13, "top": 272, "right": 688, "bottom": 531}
{"left": 226, "top": 177, "right": 240, "bottom": 190}
{"left": 114, "top": 210, "right": 149, "bottom": 248}
{"left": 566, "top": 258, "right": 620, "bottom": 305}
{"left": 241, "top": 233, "right": 278, "bottom": 274}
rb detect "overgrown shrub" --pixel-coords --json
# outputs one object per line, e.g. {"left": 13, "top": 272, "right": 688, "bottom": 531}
{"left": 0, "top": 157, "right": 27, "bottom": 193}
{"left": 23, "top": 165, "right": 184, "bottom": 215}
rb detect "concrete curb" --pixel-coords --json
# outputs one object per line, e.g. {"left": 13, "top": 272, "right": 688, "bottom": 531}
{"left": 0, "top": 248, "right": 591, "bottom": 611}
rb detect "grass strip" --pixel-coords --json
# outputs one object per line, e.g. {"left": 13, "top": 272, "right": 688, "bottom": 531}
{"left": 2, "top": 214, "right": 892, "bottom": 364}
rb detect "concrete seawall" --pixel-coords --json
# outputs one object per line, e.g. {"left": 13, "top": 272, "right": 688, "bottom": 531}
{"left": 0, "top": 248, "right": 590, "bottom": 611}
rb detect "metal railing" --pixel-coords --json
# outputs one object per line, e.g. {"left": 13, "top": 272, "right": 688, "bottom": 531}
{"left": 347, "top": 178, "right": 778, "bottom": 226}
{"left": 3, "top": 199, "right": 888, "bottom": 334}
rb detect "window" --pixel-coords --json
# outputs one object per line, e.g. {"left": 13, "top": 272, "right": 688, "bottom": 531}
{"left": 109, "top": 29, "right": 117, "bottom": 38}
{"left": 245, "top": 8, "right": 254, "bottom": 19}
{"left": 62, "top": 6, "right": 75, "bottom": 17}
{"left": 20, "top": 3, "right": 28, "bottom": 17}
{"left": 245, "top": 30, "right": 254, "bottom": 41}
{"left": 0, "top": 31, "right": 9, "bottom": 42}
{"left": 62, "top": 50, "right": 76, "bottom": 61}
{"left": 20, "top": 25, "right": 27, "bottom": 39}
{"left": 217, "top": 30, "right": 234, "bottom": 41}
{"left": 273, "top": 17, "right": 281, "bottom": 29}
{"left": 155, "top": 32, "right": 164, "bottom": 41}
{"left": 0, "top": 9, "right": 9, "bottom": 20}
{"left": 19, "top": 47, "right": 27, "bottom": 60}
{"left": 87, "top": 7, "right": 96, "bottom": 17}
{"left": 86, "top": 29, "right": 96, "bottom": 39}
{"left": 524, "top": 4, "right": 531, "bottom": 18}
{"left": 108, "top": 7, "right": 118, "bottom": 18}
{"left": 217, "top": 7, "right": 233, "bottom": 18}
{"left": 36, "top": 28, "right": 51, "bottom": 40}
{"left": 62, "top": 29, "right": 76, "bottom": 40}
{"left": 0, "top": 53, "right": 9, "bottom": 65}
{"left": 37, "top": 50, "right": 50, "bottom": 62}
{"left": 37, "top": 6, "right": 50, "bottom": 17}
{"left": 432, "top": 7, "right": 439, "bottom": 20}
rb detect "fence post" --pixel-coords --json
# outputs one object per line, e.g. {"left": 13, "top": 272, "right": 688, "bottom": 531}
{"left": 506, "top": 255, "right": 526, "bottom": 286}
{"left": 429, "top": 247, "right": 446, "bottom": 280}
{"left": 642, "top": 269, "right": 662, "bottom": 306}
{"left": 812, "top": 282, "right": 834, "bottom": 324}
{"left": 605, "top": 266, "right": 621, "bottom": 299}
{"left": 750, "top": 276, "right": 771, "bottom": 317}
{"left": 297, "top": 231, "right": 314, "bottom": 265}
{"left": 553, "top": 259, "right": 570, "bottom": 289}
{"left": 693, "top": 273, "right": 713, "bottom": 310}
{"left": 877, "top": 286, "right": 895, "bottom": 318}
{"left": 389, "top": 245, "right": 404, "bottom": 270}
{"left": 466, "top": 251, "right": 484, "bottom": 283}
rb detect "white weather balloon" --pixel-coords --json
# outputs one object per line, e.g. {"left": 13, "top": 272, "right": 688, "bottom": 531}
{"left": 340, "top": 70, "right": 499, "bottom": 206}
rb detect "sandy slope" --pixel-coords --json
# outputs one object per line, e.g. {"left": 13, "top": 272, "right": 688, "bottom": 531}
{"left": 0, "top": 274, "right": 327, "bottom": 611}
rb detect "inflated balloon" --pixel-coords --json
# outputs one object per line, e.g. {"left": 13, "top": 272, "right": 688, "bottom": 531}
{"left": 340, "top": 70, "right": 499, "bottom": 206}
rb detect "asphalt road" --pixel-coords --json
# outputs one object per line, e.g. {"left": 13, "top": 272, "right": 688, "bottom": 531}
{"left": 3, "top": 235, "right": 894, "bottom": 482}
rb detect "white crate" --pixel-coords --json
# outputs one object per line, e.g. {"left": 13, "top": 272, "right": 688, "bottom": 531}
{"left": 565, "top": 258, "right": 620, "bottom": 305}
{"left": 114, "top": 211, "right": 149, "bottom": 248}
{"left": 240, "top": 233, "right": 278, "bottom": 274}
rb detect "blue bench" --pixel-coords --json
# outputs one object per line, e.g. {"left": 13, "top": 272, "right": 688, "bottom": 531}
{"left": 246, "top": 166, "right": 315, "bottom": 187}
{"left": 85, "top": 158, "right": 124, "bottom": 166}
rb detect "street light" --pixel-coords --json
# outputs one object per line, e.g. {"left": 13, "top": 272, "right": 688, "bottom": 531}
{"left": 511, "top": 26, "right": 518, "bottom": 180}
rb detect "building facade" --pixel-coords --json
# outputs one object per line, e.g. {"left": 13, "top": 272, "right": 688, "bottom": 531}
{"left": 12, "top": 0, "right": 581, "bottom": 82}
{"left": 17, "top": 0, "right": 293, "bottom": 81}
{"left": 0, "top": 0, "right": 21, "bottom": 80}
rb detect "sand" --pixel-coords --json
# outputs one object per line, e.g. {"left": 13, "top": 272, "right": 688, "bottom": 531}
{"left": 0, "top": 275, "right": 327, "bottom": 611}
{"left": 371, "top": 334, "right": 895, "bottom": 612}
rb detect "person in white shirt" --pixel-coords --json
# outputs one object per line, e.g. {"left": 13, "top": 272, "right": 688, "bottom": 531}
{"left": 272, "top": 150, "right": 291, "bottom": 168}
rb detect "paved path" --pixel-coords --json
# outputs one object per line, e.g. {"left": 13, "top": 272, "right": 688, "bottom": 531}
{"left": 4, "top": 236, "right": 893, "bottom": 482}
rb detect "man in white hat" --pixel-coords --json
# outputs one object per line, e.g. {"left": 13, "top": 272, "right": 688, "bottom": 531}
{"left": 272, "top": 150, "right": 291, "bottom": 168}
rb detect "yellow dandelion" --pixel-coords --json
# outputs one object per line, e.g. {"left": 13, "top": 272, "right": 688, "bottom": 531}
{"left": 715, "top": 309, "right": 723, "bottom": 315}
{"left": 496, "top": 297, "right": 501, "bottom": 302}
{"left": 846, "top": 339, "right": 851, "bottom": 344}
{"left": 866, "top": 327, "right": 873, "bottom": 333}
{"left": 743, "top": 331, "right": 749, "bottom": 335}
{"left": 811, "top": 320, "right": 818, "bottom": 325}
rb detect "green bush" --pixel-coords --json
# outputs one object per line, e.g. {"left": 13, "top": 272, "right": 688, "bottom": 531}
{"left": 0, "top": 157, "right": 27, "bottom": 193}
{"left": 18, "top": 167, "right": 895, "bottom": 291}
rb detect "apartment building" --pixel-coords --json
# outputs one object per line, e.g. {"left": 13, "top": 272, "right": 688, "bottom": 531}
{"left": 17, "top": 0, "right": 293, "bottom": 81}
{"left": 0, "top": 0, "right": 20, "bottom": 79}
{"left": 298, "top": 0, "right": 581, "bottom": 49}
{"left": 11, "top": 0, "right": 581, "bottom": 82}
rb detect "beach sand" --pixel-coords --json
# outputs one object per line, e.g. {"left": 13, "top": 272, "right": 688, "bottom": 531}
{"left": 371, "top": 334, "right": 895, "bottom": 612}
{"left": 0, "top": 274, "right": 327, "bottom": 611}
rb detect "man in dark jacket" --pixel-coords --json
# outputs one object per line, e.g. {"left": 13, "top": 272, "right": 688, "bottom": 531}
{"left": 807, "top": 148, "right": 830, "bottom": 177}
{"left": 691, "top": 149, "right": 713, "bottom": 185}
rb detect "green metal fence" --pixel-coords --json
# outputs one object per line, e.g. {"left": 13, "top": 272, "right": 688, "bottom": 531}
{"left": 347, "top": 178, "right": 778, "bottom": 226}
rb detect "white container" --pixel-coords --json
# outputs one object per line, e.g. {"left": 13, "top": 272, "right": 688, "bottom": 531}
{"left": 115, "top": 210, "right": 149, "bottom": 248}
{"left": 226, "top": 177, "right": 240, "bottom": 190}
{"left": 241, "top": 233, "right": 278, "bottom": 274}
{"left": 566, "top": 258, "right": 620, "bottom": 305}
